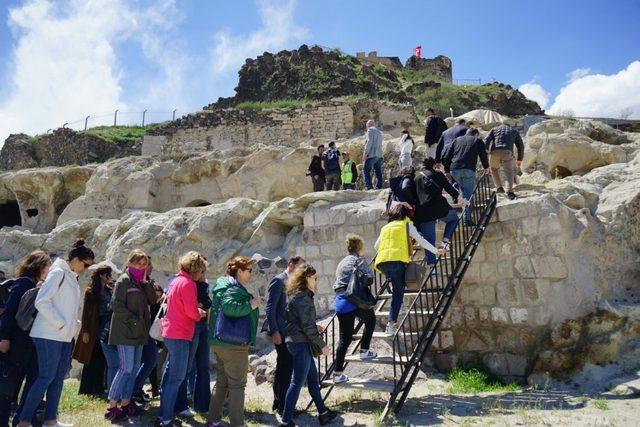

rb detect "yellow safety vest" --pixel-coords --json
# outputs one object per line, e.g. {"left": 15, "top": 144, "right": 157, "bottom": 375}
{"left": 375, "top": 217, "right": 413, "bottom": 271}
{"left": 341, "top": 160, "right": 354, "bottom": 184}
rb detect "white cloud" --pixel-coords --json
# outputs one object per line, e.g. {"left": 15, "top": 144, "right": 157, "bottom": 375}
{"left": 0, "top": 0, "right": 189, "bottom": 147}
{"left": 518, "top": 81, "right": 550, "bottom": 110}
{"left": 210, "top": 0, "right": 310, "bottom": 74}
{"left": 567, "top": 67, "right": 592, "bottom": 82}
{"left": 549, "top": 61, "right": 640, "bottom": 118}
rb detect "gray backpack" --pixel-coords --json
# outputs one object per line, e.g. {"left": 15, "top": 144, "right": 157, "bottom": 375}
{"left": 16, "top": 276, "right": 64, "bottom": 332}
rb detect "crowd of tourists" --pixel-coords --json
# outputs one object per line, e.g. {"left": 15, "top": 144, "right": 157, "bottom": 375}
{"left": 308, "top": 110, "right": 524, "bottom": 201}
{"left": 0, "top": 107, "right": 524, "bottom": 427}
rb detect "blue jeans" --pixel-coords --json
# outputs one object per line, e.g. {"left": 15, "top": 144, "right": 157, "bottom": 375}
{"left": 378, "top": 261, "right": 407, "bottom": 322}
{"left": 101, "top": 342, "right": 119, "bottom": 389}
{"left": 171, "top": 329, "right": 199, "bottom": 414}
{"left": 160, "top": 338, "right": 192, "bottom": 422}
{"left": 418, "top": 209, "right": 460, "bottom": 265}
{"left": 451, "top": 169, "right": 476, "bottom": 221}
{"left": 363, "top": 157, "right": 383, "bottom": 190}
{"left": 19, "top": 337, "right": 72, "bottom": 423}
{"left": 187, "top": 321, "right": 211, "bottom": 412}
{"left": 134, "top": 338, "right": 158, "bottom": 395}
{"left": 108, "top": 344, "right": 142, "bottom": 402}
{"left": 282, "top": 342, "right": 327, "bottom": 423}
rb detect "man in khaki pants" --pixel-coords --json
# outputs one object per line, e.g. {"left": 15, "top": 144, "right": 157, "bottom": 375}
{"left": 483, "top": 123, "right": 524, "bottom": 200}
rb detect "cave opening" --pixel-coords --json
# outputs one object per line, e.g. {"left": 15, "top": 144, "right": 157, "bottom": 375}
{"left": 26, "top": 208, "right": 38, "bottom": 218}
{"left": 186, "top": 199, "right": 212, "bottom": 208}
{"left": 0, "top": 200, "right": 21, "bottom": 228}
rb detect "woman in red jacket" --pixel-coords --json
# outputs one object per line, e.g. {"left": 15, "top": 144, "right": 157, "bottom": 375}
{"left": 158, "top": 251, "right": 208, "bottom": 426}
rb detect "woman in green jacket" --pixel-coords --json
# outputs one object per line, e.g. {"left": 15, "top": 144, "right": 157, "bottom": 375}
{"left": 207, "top": 256, "right": 259, "bottom": 427}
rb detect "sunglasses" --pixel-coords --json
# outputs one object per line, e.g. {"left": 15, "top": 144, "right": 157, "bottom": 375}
{"left": 82, "top": 260, "right": 93, "bottom": 268}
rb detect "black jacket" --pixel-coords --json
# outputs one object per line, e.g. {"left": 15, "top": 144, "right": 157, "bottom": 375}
{"left": 484, "top": 124, "right": 525, "bottom": 161}
{"left": 413, "top": 169, "right": 459, "bottom": 224}
{"left": 285, "top": 290, "right": 326, "bottom": 352}
{"left": 308, "top": 155, "right": 324, "bottom": 178}
{"left": 443, "top": 135, "right": 489, "bottom": 172}
{"left": 0, "top": 277, "right": 35, "bottom": 341}
{"left": 424, "top": 115, "right": 447, "bottom": 147}
{"left": 195, "top": 281, "right": 212, "bottom": 325}
{"left": 435, "top": 124, "right": 468, "bottom": 162}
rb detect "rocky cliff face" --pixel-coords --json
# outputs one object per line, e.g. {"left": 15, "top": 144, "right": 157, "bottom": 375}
{"left": 0, "top": 128, "right": 140, "bottom": 172}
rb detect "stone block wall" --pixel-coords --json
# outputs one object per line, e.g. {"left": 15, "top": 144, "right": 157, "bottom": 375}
{"left": 143, "top": 103, "right": 354, "bottom": 156}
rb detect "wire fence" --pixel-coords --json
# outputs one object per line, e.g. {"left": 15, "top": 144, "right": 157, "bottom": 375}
{"left": 453, "top": 78, "right": 482, "bottom": 85}
{"left": 53, "top": 109, "right": 189, "bottom": 133}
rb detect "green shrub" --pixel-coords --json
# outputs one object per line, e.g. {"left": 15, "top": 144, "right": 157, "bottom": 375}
{"left": 446, "top": 365, "right": 522, "bottom": 394}
{"left": 84, "top": 125, "right": 152, "bottom": 145}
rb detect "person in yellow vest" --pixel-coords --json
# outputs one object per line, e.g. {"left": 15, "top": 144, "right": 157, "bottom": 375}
{"left": 374, "top": 203, "right": 443, "bottom": 336}
{"left": 341, "top": 152, "right": 358, "bottom": 190}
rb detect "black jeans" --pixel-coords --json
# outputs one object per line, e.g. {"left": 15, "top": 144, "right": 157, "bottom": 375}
{"left": 272, "top": 341, "right": 293, "bottom": 414}
{"left": 335, "top": 308, "right": 376, "bottom": 372}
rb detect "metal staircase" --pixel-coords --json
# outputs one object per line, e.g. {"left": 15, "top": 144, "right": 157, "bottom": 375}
{"left": 311, "top": 172, "right": 497, "bottom": 417}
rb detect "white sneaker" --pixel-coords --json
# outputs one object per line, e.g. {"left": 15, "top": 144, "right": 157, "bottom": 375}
{"left": 333, "top": 373, "right": 349, "bottom": 384}
{"left": 359, "top": 349, "right": 378, "bottom": 360}
{"left": 50, "top": 423, "right": 74, "bottom": 427}
{"left": 178, "top": 409, "right": 195, "bottom": 417}
{"left": 385, "top": 322, "right": 397, "bottom": 336}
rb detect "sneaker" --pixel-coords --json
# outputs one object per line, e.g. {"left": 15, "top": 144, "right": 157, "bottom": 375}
{"left": 359, "top": 349, "right": 378, "bottom": 360}
{"left": 278, "top": 421, "right": 295, "bottom": 427}
{"left": 333, "top": 373, "right": 348, "bottom": 384}
{"left": 177, "top": 409, "right": 195, "bottom": 418}
{"left": 50, "top": 423, "right": 74, "bottom": 427}
{"left": 437, "top": 241, "right": 451, "bottom": 251}
{"left": 507, "top": 191, "right": 517, "bottom": 200}
{"left": 319, "top": 409, "right": 339, "bottom": 425}
{"left": 496, "top": 187, "right": 505, "bottom": 194}
{"left": 132, "top": 392, "right": 149, "bottom": 404}
{"left": 122, "top": 402, "right": 142, "bottom": 417}
{"left": 104, "top": 406, "right": 125, "bottom": 422}
{"left": 385, "top": 322, "right": 397, "bottom": 336}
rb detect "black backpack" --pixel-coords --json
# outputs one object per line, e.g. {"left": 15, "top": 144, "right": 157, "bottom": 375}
{"left": 386, "top": 175, "right": 417, "bottom": 215}
{"left": 0, "top": 280, "right": 15, "bottom": 313}
{"left": 15, "top": 275, "right": 64, "bottom": 332}
{"left": 323, "top": 149, "right": 340, "bottom": 171}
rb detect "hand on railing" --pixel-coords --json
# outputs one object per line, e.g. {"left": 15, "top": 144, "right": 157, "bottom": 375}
{"left": 483, "top": 168, "right": 490, "bottom": 175}
{"left": 317, "top": 324, "right": 325, "bottom": 334}
{"left": 459, "top": 197, "right": 471, "bottom": 206}
{"left": 321, "top": 346, "right": 331, "bottom": 356}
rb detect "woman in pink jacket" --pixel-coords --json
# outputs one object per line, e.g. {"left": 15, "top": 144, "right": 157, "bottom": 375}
{"left": 158, "top": 252, "right": 208, "bottom": 426}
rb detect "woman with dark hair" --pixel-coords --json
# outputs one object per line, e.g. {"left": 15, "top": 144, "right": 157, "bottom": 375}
{"left": 375, "top": 204, "right": 443, "bottom": 336}
{"left": 73, "top": 263, "right": 114, "bottom": 396}
{"left": 207, "top": 256, "right": 259, "bottom": 427}
{"left": 0, "top": 250, "right": 51, "bottom": 426}
{"left": 398, "top": 130, "right": 414, "bottom": 169}
{"left": 18, "top": 240, "right": 95, "bottom": 427}
{"left": 105, "top": 249, "right": 157, "bottom": 422}
{"left": 279, "top": 264, "right": 337, "bottom": 427}
{"left": 413, "top": 157, "right": 469, "bottom": 268}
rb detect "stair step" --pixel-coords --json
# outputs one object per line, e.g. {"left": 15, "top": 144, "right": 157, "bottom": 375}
{"left": 352, "top": 331, "right": 419, "bottom": 340}
{"left": 344, "top": 354, "right": 409, "bottom": 364}
{"left": 375, "top": 309, "right": 434, "bottom": 317}
{"left": 377, "top": 290, "right": 447, "bottom": 299}
{"left": 322, "top": 377, "right": 395, "bottom": 393}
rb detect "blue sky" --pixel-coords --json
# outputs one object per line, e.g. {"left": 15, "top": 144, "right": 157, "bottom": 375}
{"left": 0, "top": 0, "right": 639, "bottom": 143}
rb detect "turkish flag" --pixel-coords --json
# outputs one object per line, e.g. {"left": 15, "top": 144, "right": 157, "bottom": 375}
{"left": 413, "top": 45, "right": 422, "bottom": 58}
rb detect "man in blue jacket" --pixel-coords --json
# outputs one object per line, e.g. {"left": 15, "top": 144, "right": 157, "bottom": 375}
{"left": 261, "top": 255, "right": 305, "bottom": 416}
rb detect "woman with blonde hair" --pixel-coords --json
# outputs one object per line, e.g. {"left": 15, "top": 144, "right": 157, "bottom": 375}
{"left": 207, "top": 256, "right": 259, "bottom": 427}
{"left": 280, "top": 264, "right": 338, "bottom": 426}
{"left": 0, "top": 250, "right": 51, "bottom": 426}
{"left": 104, "top": 249, "right": 157, "bottom": 422}
{"left": 158, "top": 251, "right": 208, "bottom": 426}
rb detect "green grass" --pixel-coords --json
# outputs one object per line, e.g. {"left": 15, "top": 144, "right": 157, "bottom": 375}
{"left": 592, "top": 397, "right": 609, "bottom": 410}
{"left": 83, "top": 125, "right": 152, "bottom": 145}
{"left": 234, "top": 99, "right": 319, "bottom": 110}
{"left": 59, "top": 379, "right": 105, "bottom": 414}
{"left": 445, "top": 366, "right": 523, "bottom": 394}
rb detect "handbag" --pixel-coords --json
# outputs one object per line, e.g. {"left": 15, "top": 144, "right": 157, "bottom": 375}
{"left": 0, "top": 353, "right": 19, "bottom": 400}
{"left": 403, "top": 223, "right": 426, "bottom": 290}
{"left": 344, "top": 258, "right": 377, "bottom": 310}
{"left": 215, "top": 309, "right": 251, "bottom": 345}
{"left": 149, "top": 295, "right": 167, "bottom": 342}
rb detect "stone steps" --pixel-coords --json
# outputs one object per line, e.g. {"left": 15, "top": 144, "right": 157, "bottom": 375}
{"left": 322, "top": 377, "right": 395, "bottom": 392}
{"left": 344, "top": 354, "right": 408, "bottom": 364}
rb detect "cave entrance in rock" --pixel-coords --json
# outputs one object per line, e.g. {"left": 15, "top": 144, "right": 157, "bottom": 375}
{"left": 0, "top": 200, "right": 21, "bottom": 228}
{"left": 186, "top": 199, "right": 212, "bottom": 208}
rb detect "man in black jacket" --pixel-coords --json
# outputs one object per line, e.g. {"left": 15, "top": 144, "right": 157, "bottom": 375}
{"left": 443, "top": 128, "right": 490, "bottom": 226}
{"left": 261, "top": 256, "right": 305, "bottom": 415}
{"left": 435, "top": 118, "right": 468, "bottom": 165}
{"left": 484, "top": 124, "right": 525, "bottom": 200}
{"left": 423, "top": 108, "right": 447, "bottom": 159}
{"left": 307, "top": 145, "right": 325, "bottom": 192}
